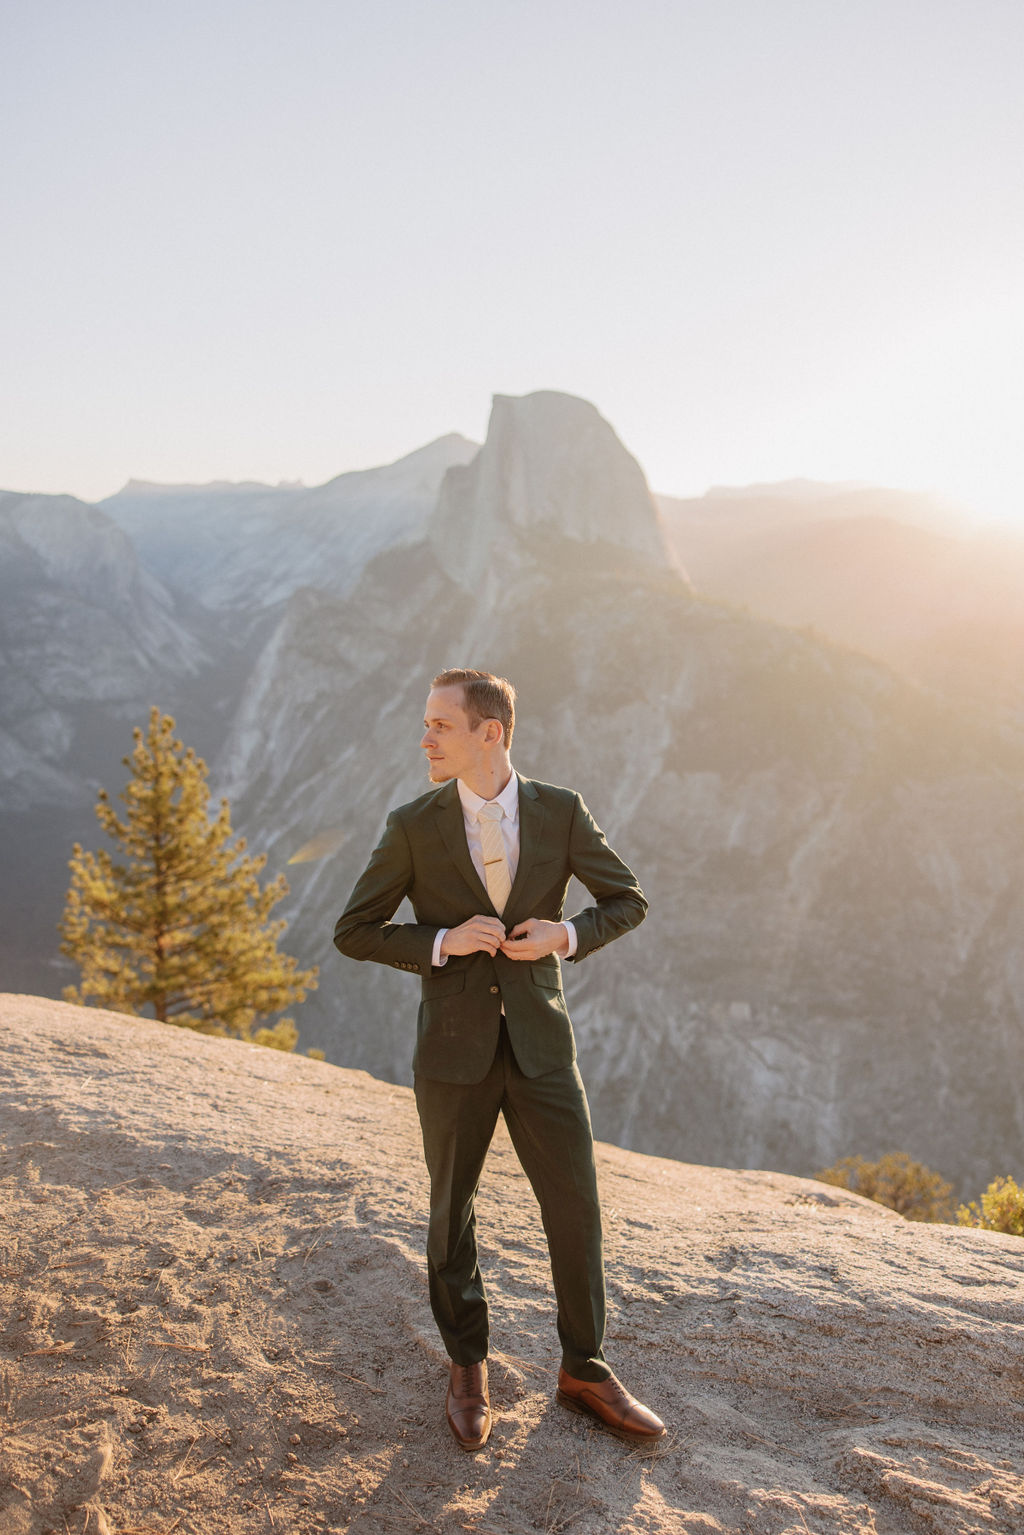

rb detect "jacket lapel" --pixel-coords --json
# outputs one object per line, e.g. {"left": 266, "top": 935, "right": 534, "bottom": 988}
{"left": 505, "top": 775, "right": 546, "bottom": 920}
{"left": 434, "top": 782, "right": 492, "bottom": 910}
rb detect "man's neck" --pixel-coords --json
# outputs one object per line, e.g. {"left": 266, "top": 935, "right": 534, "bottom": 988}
{"left": 458, "top": 761, "right": 513, "bottom": 802}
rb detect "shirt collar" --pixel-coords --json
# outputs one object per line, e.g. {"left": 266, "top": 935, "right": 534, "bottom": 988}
{"left": 457, "top": 769, "right": 520, "bottom": 823}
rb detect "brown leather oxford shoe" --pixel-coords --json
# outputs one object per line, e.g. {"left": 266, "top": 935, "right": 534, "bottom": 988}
{"left": 556, "top": 1368, "right": 666, "bottom": 1444}
{"left": 446, "top": 1359, "right": 491, "bottom": 1451}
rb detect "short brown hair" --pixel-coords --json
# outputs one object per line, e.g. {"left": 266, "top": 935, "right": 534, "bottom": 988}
{"left": 432, "top": 668, "right": 516, "bottom": 748}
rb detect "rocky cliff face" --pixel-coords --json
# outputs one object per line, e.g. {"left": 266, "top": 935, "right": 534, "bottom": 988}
{"left": 217, "top": 396, "right": 1024, "bottom": 1197}
{"left": 4, "top": 395, "right": 1024, "bottom": 1195}
{"left": 0, "top": 440, "right": 475, "bottom": 993}
{"left": 0, "top": 491, "right": 204, "bottom": 812}
{"left": 430, "top": 393, "right": 674, "bottom": 590}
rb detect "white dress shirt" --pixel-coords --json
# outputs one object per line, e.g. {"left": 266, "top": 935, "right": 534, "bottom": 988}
{"left": 431, "top": 770, "right": 578, "bottom": 967}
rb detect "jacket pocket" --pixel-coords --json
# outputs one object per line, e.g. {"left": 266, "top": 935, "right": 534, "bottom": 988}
{"left": 421, "top": 969, "right": 466, "bottom": 999}
{"left": 530, "top": 961, "right": 561, "bottom": 990}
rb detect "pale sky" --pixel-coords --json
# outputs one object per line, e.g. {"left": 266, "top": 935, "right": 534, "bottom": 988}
{"left": 3, "top": 0, "right": 1023, "bottom": 523}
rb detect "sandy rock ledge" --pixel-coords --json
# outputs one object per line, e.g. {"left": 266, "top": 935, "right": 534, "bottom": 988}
{"left": 1, "top": 994, "right": 1022, "bottom": 1535}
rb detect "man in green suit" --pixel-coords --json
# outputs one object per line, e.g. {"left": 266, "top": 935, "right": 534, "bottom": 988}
{"left": 334, "top": 669, "right": 664, "bottom": 1450}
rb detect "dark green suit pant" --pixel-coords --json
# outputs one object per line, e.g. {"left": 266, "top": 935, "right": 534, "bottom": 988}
{"left": 414, "top": 1022, "right": 610, "bottom": 1383}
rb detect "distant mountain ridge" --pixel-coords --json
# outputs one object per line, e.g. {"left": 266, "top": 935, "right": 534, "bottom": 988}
{"left": 659, "top": 483, "right": 1024, "bottom": 735}
{"left": 4, "top": 392, "right": 1023, "bottom": 1196}
{"left": 100, "top": 433, "right": 479, "bottom": 615}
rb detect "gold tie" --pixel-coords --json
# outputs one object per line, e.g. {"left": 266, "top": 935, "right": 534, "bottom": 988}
{"left": 477, "top": 802, "right": 512, "bottom": 916}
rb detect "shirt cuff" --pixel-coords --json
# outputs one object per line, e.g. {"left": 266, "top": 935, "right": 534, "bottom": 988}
{"left": 562, "top": 920, "right": 578, "bottom": 958}
{"left": 431, "top": 929, "right": 449, "bottom": 968}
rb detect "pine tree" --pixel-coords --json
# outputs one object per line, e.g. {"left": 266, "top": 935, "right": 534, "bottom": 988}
{"left": 60, "top": 708, "right": 318, "bottom": 1048}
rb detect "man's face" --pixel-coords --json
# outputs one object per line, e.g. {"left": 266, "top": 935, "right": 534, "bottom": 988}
{"left": 421, "top": 686, "right": 489, "bottom": 784}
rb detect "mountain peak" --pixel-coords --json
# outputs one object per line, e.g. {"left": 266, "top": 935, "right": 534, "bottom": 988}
{"left": 429, "top": 390, "right": 676, "bottom": 589}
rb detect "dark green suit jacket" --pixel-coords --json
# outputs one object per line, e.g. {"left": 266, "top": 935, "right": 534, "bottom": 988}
{"left": 333, "top": 775, "right": 647, "bottom": 1084}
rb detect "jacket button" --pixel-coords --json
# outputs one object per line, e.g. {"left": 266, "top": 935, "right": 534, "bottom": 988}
{"left": 489, "top": 985, "right": 500, "bottom": 995}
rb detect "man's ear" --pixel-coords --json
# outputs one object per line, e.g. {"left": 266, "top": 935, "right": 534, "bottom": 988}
{"left": 483, "top": 718, "right": 504, "bottom": 747}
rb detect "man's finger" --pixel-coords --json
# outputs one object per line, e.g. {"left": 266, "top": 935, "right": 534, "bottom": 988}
{"left": 500, "top": 941, "right": 535, "bottom": 960}
{"left": 460, "top": 917, "right": 504, "bottom": 940}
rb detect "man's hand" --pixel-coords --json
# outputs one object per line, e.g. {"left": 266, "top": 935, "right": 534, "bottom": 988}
{"left": 499, "top": 919, "right": 569, "bottom": 961}
{"left": 440, "top": 915, "right": 509, "bottom": 958}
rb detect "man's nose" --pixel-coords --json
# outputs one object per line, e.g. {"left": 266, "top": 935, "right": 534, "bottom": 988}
{"left": 420, "top": 730, "right": 433, "bottom": 749}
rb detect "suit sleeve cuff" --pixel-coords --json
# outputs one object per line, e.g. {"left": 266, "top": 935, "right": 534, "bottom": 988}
{"left": 561, "top": 920, "right": 578, "bottom": 958}
{"left": 431, "top": 929, "right": 449, "bottom": 968}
